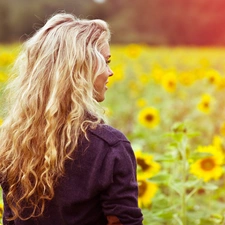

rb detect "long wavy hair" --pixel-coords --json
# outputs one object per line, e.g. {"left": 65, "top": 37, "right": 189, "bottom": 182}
{"left": 0, "top": 12, "right": 110, "bottom": 220}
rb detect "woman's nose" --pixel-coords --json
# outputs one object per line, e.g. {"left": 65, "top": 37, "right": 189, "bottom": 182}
{"left": 109, "top": 67, "right": 113, "bottom": 77}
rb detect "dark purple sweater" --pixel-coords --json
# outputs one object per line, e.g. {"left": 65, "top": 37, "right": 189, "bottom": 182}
{"left": 2, "top": 124, "right": 143, "bottom": 225}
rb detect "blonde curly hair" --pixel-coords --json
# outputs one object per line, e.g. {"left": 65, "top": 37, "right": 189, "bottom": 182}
{"left": 0, "top": 12, "right": 110, "bottom": 220}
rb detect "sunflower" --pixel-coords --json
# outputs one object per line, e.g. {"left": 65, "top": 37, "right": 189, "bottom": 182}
{"left": 220, "top": 122, "right": 225, "bottom": 137}
{"left": 212, "top": 135, "right": 224, "bottom": 151}
{"left": 178, "top": 71, "right": 197, "bottom": 86}
{"left": 197, "top": 93, "right": 214, "bottom": 114}
{"left": 0, "top": 52, "right": 15, "bottom": 67}
{"left": 129, "top": 80, "right": 142, "bottom": 97}
{"left": 124, "top": 44, "right": 143, "bottom": 59}
{"left": 138, "top": 179, "right": 158, "bottom": 208}
{"left": 135, "top": 150, "right": 161, "bottom": 179}
{"left": 217, "top": 77, "right": 225, "bottom": 90}
{"left": 0, "top": 71, "right": 8, "bottom": 83}
{"left": 205, "top": 69, "right": 221, "bottom": 86}
{"left": 138, "top": 107, "right": 160, "bottom": 129}
{"left": 0, "top": 202, "right": 3, "bottom": 218}
{"left": 151, "top": 65, "right": 164, "bottom": 84}
{"left": 107, "top": 64, "right": 124, "bottom": 87}
{"left": 136, "top": 98, "right": 147, "bottom": 108}
{"left": 190, "top": 145, "right": 224, "bottom": 182}
{"left": 161, "top": 71, "right": 177, "bottom": 93}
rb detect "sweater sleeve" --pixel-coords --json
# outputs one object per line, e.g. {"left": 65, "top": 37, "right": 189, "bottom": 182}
{"left": 100, "top": 140, "right": 143, "bottom": 225}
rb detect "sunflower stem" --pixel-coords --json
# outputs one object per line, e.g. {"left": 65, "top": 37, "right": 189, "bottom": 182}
{"left": 180, "top": 136, "right": 188, "bottom": 225}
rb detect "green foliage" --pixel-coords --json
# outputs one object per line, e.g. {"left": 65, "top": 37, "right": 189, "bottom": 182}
{"left": 141, "top": 122, "right": 224, "bottom": 225}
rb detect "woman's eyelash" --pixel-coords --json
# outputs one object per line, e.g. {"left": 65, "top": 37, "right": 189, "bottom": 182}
{"left": 106, "top": 59, "right": 111, "bottom": 64}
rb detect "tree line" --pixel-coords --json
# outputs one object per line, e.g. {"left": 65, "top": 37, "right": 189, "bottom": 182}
{"left": 1, "top": 0, "right": 225, "bottom": 45}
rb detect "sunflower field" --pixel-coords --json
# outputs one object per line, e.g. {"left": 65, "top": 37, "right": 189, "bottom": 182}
{"left": 1, "top": 43, "right": 225, "bottom": 225}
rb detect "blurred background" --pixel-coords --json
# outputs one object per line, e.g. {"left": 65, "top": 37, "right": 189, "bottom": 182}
{"left": 1, "top": 0, "right": 225, "bottom": 45}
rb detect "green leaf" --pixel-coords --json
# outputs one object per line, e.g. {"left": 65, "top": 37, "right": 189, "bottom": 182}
{"left": 156, "top": 152, "right": 178, "bottom": 162}
{"left": 202, "top": 183, "right": 218, "bottom": 191}
{"left": 171, "top": 122, "right": 187, "bottom": 133}
{"left": 169, "top": 182, "right": 183, "bottom": 196}
{"left": 185, "top": 179, "right": 202, "bottom": 188}
{"left": 150, "top": 172, "right": 170, "bottom": 184}
{"left": 187, "top": 132, "right": 200, "bottom": 138}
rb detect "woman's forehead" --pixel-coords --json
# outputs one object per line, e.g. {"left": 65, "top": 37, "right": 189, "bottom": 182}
{"left": 100, "top": 43, "right": 111, "bottom": 58}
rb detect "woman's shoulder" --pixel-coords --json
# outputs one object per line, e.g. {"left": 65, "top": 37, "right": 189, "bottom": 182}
{"left": 88, "top": 124, "right": 130, "bottom": 146}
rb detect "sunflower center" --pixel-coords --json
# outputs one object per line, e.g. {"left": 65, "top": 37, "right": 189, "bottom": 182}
{"left": 203, "top": 102, "right": 209, "bottom": 108}
{"left": 137, "top": 158, "right": 151, "bottom": 171}
{"left": 209, "top": 77, "right": 215, "bottom": 83}
{"left": 145, "top": 114, "right": 154, "bottom": 122}
{"left": 168, "top": 81, "right": 175, "bottom": 87}
{"left": 138, "top": 180, "right": 147, "bottom": 197}
{"left": 200, "top": 158, "right": 215, "bottom": 171}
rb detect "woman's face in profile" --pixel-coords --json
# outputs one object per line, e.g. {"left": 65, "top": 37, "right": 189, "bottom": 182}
{"left": 94, "top": 43, "right": 113, "bottom": 102}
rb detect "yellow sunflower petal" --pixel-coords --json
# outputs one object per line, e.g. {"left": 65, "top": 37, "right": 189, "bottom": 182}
{"left": 135, "top": 150, "right": 161, "bottom": 179}
{"left": 138, "top": 179, "right": 158, "bottom": 208}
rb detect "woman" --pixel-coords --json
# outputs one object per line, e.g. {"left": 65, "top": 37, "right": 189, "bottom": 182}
{"left": 0, "top": 13, "right": 143, "bottom": 225}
